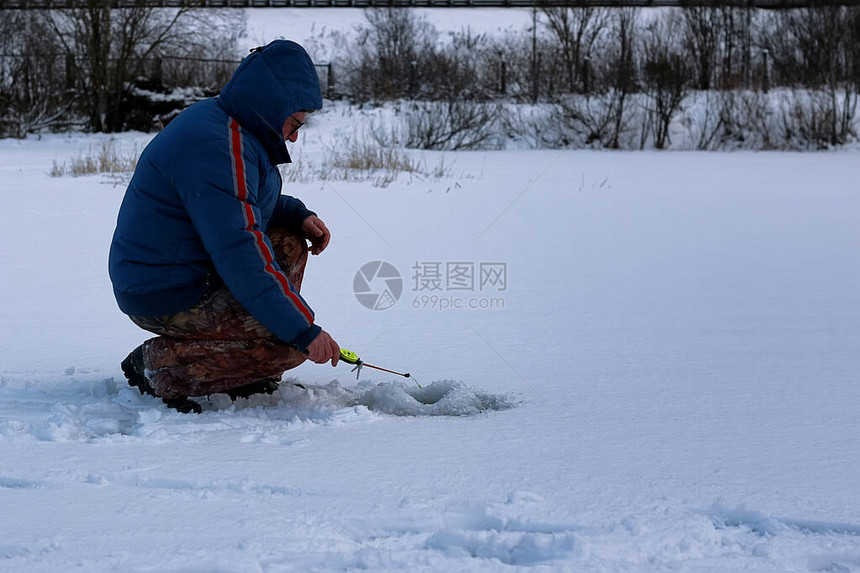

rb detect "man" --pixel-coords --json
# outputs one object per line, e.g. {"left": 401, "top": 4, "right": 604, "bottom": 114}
{"left": 109, "top": 40, "right": 340, "bottom": 414}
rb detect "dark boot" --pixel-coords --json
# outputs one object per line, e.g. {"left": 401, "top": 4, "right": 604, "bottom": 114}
{"left": 121, "top": 345, "right": 202, "bottom": 414}
{"left": 162, "top": 397, "right": 203, "bottom": 414}
{"left": 224, "top": 376, "right": 281, "bottom": 400}
{"left": 121, "top": 345, "right": 156, "bottom": 397}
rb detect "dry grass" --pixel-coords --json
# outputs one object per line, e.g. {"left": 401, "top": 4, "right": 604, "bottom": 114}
{"left": 327, "top": 140, "right": 420, "bottom": 173}
{"left": 50, "top": 141, "right": 139, "bottom": 178}
{"left": 50, "top": 134, "right": 451, "bottom": 189}
{"left": 282, "top": 134, "right": 452, "bottom": 188}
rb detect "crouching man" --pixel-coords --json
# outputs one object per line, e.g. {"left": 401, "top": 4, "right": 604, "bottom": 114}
{"left": 109, "top": 40, "right": 339, "bottom": 413}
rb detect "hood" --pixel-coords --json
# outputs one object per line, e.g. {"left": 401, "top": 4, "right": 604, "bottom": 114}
{"left": 218, "top": 40, "right": 322, "bottom": 165}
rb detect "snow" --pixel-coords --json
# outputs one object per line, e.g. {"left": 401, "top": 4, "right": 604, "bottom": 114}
{"left": 2, "top": 116, "right": 860, "bottom": 572}
{"left": 2, "top": 11, "right": 860, "bottom": 571}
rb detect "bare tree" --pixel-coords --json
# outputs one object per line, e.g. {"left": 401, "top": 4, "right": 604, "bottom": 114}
{"left": 424, "top": 28, "right": 498, "bottom": 102}
{"left": 39, "top": 4, "right": 245, "bottom": 132}
{"left": 546, "top": 8, "right": 640, "bottom": 149}
{"left": 765, "top": 6, "right": 857, "bottom": 89}
{"left": 716, "top": 7, "right": 740, "bottom": 88}
{"left": 681, "top": 6, "right": 719, "bottom": 91}
{"left": 640, "top": 13, "right": 689, "bottom": 150}
{"left": 340, "top": 8, "right": 437, "bottom": 102}
{"left": 0, "top": 11, "right": 69, "bottom": 137}
{"left": 605, "top": 7, "right": 638, "bottom": 149}
{"left": 541, "top": 5, "right": 609, "bottom": 95}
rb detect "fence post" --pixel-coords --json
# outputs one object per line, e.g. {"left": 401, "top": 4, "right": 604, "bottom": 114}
{"left": 762, "top": 48, "right": 770, "bottom": 94}
{"left": 65, "top": 53, "right": 75, "bottom": 91}
{"left": 47, "top": 53, "right": 55, "bottom": 95}
{"left": 530, "top": 3, "right": 538, "bottom": 104}
{"left": 583, "top": 56, "right": 590, "bottom": 94}
{"left": 744, "top": 3, "right": 752, "bottom": 90}
{"left": 499, "top": 59, "right": 507, "bottom": 94}
{"left": 153, "top": 58, "right": 163, "bottom": 85}
{"left": 532, "top": 52, "right": 541, "bottom": 104}
{"left": 23, "top": 55, "right": 31, "bottom": 106}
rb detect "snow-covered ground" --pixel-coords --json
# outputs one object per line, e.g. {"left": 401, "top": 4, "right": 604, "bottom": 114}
{"left": 2, "top": 103, "right": 860, "bottom": 571}
{"left": 1, "top": 8, "right": 859, "bottom": 572}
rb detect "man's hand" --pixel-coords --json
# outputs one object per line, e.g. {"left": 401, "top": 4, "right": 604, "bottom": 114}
{"left": 306, "top": 330, "right": 340, "bottom": 366}
{"left": 302, "top": 215, "right": 331, "bottom": 256}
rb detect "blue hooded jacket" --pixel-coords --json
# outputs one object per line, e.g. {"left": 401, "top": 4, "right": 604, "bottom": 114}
{"left": 109, "top": 40, "right": 324, "bottom": 351}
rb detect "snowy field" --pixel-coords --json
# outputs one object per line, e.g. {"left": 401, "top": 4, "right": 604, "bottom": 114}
{"left": 2, "top": 107, "right": 860, "bottom": 571}
{"left": 1, "top": 9, "right": 860, "bottom": 572}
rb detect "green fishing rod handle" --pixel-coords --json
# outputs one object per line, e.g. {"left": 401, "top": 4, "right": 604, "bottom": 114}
{"left": 339, "top": 349, "right": 360, "bottom": 365}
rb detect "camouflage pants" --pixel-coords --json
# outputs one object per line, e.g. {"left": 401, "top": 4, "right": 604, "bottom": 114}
{"left": 130, "top": 228, "right": 308, "bottom": 399}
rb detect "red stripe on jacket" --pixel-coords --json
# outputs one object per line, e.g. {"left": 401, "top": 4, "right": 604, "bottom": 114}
{"left": 228, "top": 118, "right": 314, "bottom": 325}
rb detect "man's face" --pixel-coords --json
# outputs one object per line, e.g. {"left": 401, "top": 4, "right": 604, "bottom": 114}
{"left": 282, "top": 112, "right": 307, "bottom": 143}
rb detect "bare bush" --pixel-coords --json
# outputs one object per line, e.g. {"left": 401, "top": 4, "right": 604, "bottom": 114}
{"left": 548, "top": 93, "right": 626, "bottom": 148}
{"left": 499, "top": 104, "right": 557, "bottom": 149}
{"left": 394, "top": 101, "right": 502, "bottom": 151}
{"left": 424, "top": 29, "right": 499, "bottom": 101}
{"left": 339, "top": 11, "right": 509, "bottom": 104}
{"left": 503, "top": 94, "right": 639, "bottom": 150}
{"left": 339, "top": 8, "right": 436, "bottom": 102}
{"left": 779, "top": 89, "right": 858, "bottom": 149}
{"left": 681, "top": 90, "right": 776, "bottom": 150}
{"left": 680, "top": 91, "right": 724, "bottom": 150}
{"left": 770, "top": 7, "right": 858, "bottom": 148}
{"left": 720, "top": 91, "right": 778, "bottom": 149}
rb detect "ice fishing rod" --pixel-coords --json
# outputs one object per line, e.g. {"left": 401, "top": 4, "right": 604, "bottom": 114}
{"left": 339, "top": 349, "right": 421, "bottom": 388}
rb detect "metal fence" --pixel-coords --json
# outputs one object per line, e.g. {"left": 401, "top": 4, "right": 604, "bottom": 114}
{"left": 0, "top": 51, "right": 334, "bottom": 133}
{"left": 2, "top": 0, "right": 859, "bottom": 8}
{"left": 0, "top": 53, "right": 333, "bottom": 94}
